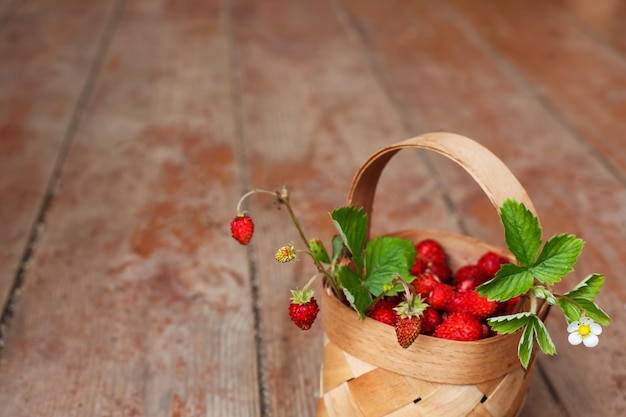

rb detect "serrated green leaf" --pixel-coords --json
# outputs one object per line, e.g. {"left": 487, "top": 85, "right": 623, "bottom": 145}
{"left": 477, "top": 263, "right": 534, "bottom": 301}
{"left": 566, "top": 274, "right": 605, "bottom": 300}
{"left": 532, "top": 234, "right": 583, "bottom": 285}
{"left": 363, "top": 236, "right": 415, "bottom": 296}
{"left": 488, "top": 312, "right": 533, "bottom": 334}
{"left": 330, "top": 207, "right": 368, "bottom": 271}
{"left": 330, "top": 235, "right": 345, "bottom": 265}
{"left": 518, "top": 323, "right": 534, "bottom": 369}
{"left": 336, "top": 266, "right": 372, "bottom": 319}
{"left": 571, "top": 298, "right": 611, "bottom": 325}
{"left": 556, "top": 297, "right": 582, "bottom": 324}
{"left": 531, "top": 316, "right": 556, "bottom": 355}
{"left": 500, "top": 199, "right": 542, "bottom": 267}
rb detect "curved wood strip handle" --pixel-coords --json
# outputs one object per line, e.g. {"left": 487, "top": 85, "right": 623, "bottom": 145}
{"left": 347, "top": 132, "right": 537, "bottom": 235}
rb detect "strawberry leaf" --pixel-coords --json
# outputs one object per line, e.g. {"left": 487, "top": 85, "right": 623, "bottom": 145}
{"left": 531, "top": 315, "right": 556, "bottom": 355}
{"left": 488, "top": 312, "right": 533, "bottom": 334}
{"left": 330, "top": 235, "right": 345, "bottom": 265}
{"left": 570, "top": 298, "right": 611, "bottom": 325}
{"left": 477, "top": 263, "right": 534, "bottom": 301}
{"left": 518, "top": 323, "right": 534, "bottom": 369}
{"left": 532, "top": 234, "right": 583, "bottom": 285}
{"left": 336, "top": 266, "right": 372, "bottom": 319}
{"left": 555, "top": 297, "right": 582, "bottom": 324}
{"left": 500, "top": 199, "right": 542, "bottom": 267}
{"left": 566, "top": 273, "right": 605, "bottom": 300}
{"left": 364, "top": 237, "right": 415, "bottom": 296}
{"left": 330, "top": 207, "right": 367, "bottom": 272}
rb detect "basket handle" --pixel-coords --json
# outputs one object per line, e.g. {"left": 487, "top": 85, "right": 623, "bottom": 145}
{"left": 347, "top": 132, "right": 538, "bottom": 236}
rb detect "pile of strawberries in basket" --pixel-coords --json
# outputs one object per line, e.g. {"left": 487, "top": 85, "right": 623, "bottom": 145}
{"left": 368, "top": 238, "right": 519, "bottom": 342}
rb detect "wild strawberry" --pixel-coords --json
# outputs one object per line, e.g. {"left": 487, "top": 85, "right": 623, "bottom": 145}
{"left": 420, "top": 307, "right": 441, "bottom": 334}
{"left": 419, "top": 239, "right": 446, "bottom": 261}
{"left": 368, "top": 299, "right": 397, "bottom": 326}
{"left": 416, "top": 239, "right": 447, "bottom": 265}
{"left": 446, "top": 290, "right": 498, "bottom": 319}
{"left": 230, "top": 214, "right": 254, "bottom": 245}
{"left": 477, "top": 251, "right": 509, "bottom": 277}
{"left": 288, "top": 287, "right": 319, "bottom": 330}
{"left": 410, "top": 257, "right": 427, "bottom": 276}
{"left": 433, "top": 312, "right": 484, "bottom": 341}
{"left": 494, "top": 296, "right": 522, "bottom": 316}
{"left": 427, "top": 282, "right": 455, "bottom": 311}
{"left": 411, "top": 272, "right": 439, "bottom": 298}
{"left": 454, "top": 264, "right": 489, "bottom": 292}
{"left": 393, "top": 288, "right": 428, "bottom": 349}
{"left": 427, "top": 261, "right": 452, "bottom": 283}
{"left": 395, "top": 316, "right": 421, "bottom": 348}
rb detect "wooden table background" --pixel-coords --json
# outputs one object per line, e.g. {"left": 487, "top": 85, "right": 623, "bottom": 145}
{"left": 1, "top": 0, "right": 624, "bottom": 416}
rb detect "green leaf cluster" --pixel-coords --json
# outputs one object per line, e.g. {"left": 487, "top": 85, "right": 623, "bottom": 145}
{"left": 556, "top": 274, "right": 611, "bottom": 325}
{"left": 488, "top": 312, "right": 555, "bottom": 368}
{"left": 477, "top": 199, "right": 584, "bottom": 301}
{"left": 323, "top": 207, "right": 416, "bottom": 318}
{"left": 479, "top": 199, "right": 610, "bottom": 368}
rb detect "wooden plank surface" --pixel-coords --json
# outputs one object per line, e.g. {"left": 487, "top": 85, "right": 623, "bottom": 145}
{"left": 0, "top": 0, "right": 261, "bottom": 415}
{"left": 1, "top": 0, "right": 624, "bottom": 416}
{"left": 554, "top": 0, "right": 626, "bottom": 55}
{"left": 0, "top": 0, "right": 117, "bottom": 325}
{"left": 448, "top": 0, "right": 626, "bottom": 185}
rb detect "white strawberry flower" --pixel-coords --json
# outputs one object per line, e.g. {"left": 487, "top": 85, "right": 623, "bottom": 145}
{"left": 567, "top": 317, "right": 602, "bottom": 347}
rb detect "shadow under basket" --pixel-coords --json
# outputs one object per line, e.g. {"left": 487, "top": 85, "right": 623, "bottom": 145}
{"left": 316, "top": 133, "right": 548, "bottom": 417}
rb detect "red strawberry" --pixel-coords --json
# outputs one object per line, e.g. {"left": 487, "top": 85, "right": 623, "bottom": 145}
{"left": 288, "top": 288, "right": 320, "bottom": 330}
{"left": 454, "top": 264, "right": 489, "bottom": 292}
{"left": 395, "top": 316, "right": 421, "bottom": 348}
{"left": 446, "top": 290, "right": 498, "bottom": 319}
{"left": 433, "top": 312, "right": 484, "bottom": 341}
{"left": 368, "top": 299, "right": 397, "bottom": 326}
{"left": 427, "top": 282, "right": 455, "bottom": 311}
{"left": 416, "top": 239, "right": 447, "bottom": 265}
{"left": 420, "top": 307, "right": 441, "bottom": 334}
{"left": 494, "top": 296, "right": 522, "bottom": 316}
{"left": 412, "top": 272, "right": 440, "bottom": 298}
{"left": 477, "top": 251, "right": 509, "bottom": 277}
{"left": 393, "top": 293, "right": 428, "bottom": 349}
{"left": 427, "top": 261, "right": 452, "bottom": 283}
{"left": 230, "top": 214, "right": 254, "bottom": 245}
{"left": 410, "top": 257, "right": 427, "bottom": 276}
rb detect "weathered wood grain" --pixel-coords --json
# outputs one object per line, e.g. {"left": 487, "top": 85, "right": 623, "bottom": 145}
{"left": 554, "top": 0, "right": 626, "bottom": 55}
{"left": 1, "top": 1, "right": 624, "bottom": 416}
{"left": 339, "top": 0, "right": 626, "bottom": 416}
{"left": 0, "top": 0, "right": 115, "bottom": 328}
{"left": 0, "top": 0, "right": 261, "bottom": 416}
{"left": 449, "top": 0, "right": 626, "bottom": 184}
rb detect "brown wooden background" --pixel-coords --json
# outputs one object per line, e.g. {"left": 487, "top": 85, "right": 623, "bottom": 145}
{"left": 1, "top": 0, "right": 624, "bottom": 416}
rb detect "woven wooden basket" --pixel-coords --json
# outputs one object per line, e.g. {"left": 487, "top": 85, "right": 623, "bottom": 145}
{"left": 316, "top": 132, "right": 548, "bottom": 417}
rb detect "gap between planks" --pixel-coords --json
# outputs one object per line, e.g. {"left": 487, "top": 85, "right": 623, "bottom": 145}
{"left": 225, "top": 0, "right": 273, "bottom": 415}
{"left": 0, "top": 0, "right": 128, "bottom": 348}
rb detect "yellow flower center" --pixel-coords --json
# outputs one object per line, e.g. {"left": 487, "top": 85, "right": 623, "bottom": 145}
{"left": 577, "top": 324, "right": 592, "bottom": 337}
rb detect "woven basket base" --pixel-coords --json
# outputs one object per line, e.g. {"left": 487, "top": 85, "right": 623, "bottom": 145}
{"left": 317, "top": 335, "right": 533, "bottom": 417}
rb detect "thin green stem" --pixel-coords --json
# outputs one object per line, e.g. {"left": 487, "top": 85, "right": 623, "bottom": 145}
{"left": 279, "top": 188, "right": 340, "bottom": 295}
{"left": 529, "top": 290, "right": 538, "bottom": 315}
